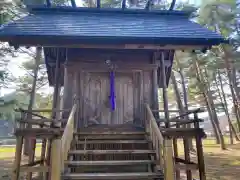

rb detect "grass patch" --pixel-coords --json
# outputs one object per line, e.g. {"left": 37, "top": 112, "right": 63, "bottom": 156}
{"left": 0, "top": 145, "right": 41, "bottom": 159}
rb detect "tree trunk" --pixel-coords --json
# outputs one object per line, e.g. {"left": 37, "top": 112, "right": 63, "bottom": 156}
{"left": 23, "top": 47, "right": 42, "bottom": 156}
{"left": 171, "top": 72, "right": 192, "bottom": 180}
{"left": 219, "top": 45, "right": 240, "bottom": 131}
{"left": 214, "top": 71, "right": 233, "bottom": 144}
{"left": 175, "top": 56, "right": 194, "bottom": 150}
{"left": 193, "top": 54, "right": 226, "bottom": 149}
{"left": 202, "top": 91, "right": 221, "bottom": 143}
{"left": 218, "top": 70, "right": 240, "bottom": 142}
{"left": 193, "top": 60, "right": 220, "bottom": 143}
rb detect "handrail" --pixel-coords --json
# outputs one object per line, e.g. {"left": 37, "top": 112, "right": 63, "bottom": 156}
{"left": 15, "top": 108, "right": 71, "bottom": 113}
{"left": 50, "top": 102, "right": 77, "bottom": 180}
{"left": 145, "top": 104, "right": 175, "bottom": 180}
{"left": 145, "top": 104, "right": 164, "bottom": 169}
{"left": 61, "top": 103, "right": 77, "bottom": 170}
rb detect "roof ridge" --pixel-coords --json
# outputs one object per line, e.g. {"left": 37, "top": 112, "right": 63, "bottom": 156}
{"left": 27, "top": 6, "right": 191, "bottom": 17}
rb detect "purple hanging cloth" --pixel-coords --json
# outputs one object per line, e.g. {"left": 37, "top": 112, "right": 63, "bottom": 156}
{"left": 110, "top": 71, "right": 116, "bottom": 111}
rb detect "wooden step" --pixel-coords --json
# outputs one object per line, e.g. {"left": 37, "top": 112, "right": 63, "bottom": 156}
{"left": 65, "top": 160, "right": 155, "bottom": 166}
{"left": 69, "top": 150, "right": 155, "bottom": 155}
{"left": 75, "top": 132, "right": 145, "bottom": 135}
{"left": 62, "top": 172, "right": 163, "bottom": 180}
{"left": 75, "top": 140, "right": 149, "bottom": 144}
{"left": 76, "top": 134, "right": 146, "bottom": 140}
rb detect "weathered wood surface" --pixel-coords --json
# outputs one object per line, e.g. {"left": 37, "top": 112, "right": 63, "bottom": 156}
{"left": 62, "top": 172, "right": 163, "bottom": 180}
{"left": 63, "top": 65, "right": 153, "bottom": 127}
{"left": 160, "top": 128, "right": 206, "bottom": 138}
{"left": 65, "top": 160, "right": 155, "bottom": 166}
{"left": 37, "top": 43, "right": 205, "bottom": 50}
{"left": 50, "top": 103, "right": 77, "bottom": 180}
{"left": 14, "top": 128, "right": 62, "bottom": 138}
{"left": 19, "top": 166, "right": 49, "bottom": 173}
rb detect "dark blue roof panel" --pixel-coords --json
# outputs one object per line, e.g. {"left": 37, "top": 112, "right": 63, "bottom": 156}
{"left": 0, "top": 7, "right": 225, "bottom": 46}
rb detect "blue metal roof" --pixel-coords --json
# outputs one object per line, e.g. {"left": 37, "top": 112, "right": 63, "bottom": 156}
{"left": 0, "top": 7, "right": 226, "bottom": 46}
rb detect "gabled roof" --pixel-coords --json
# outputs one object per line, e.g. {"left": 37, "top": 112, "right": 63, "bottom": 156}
{"left": 0, "top": 6, "right": 226, "bottom": 46}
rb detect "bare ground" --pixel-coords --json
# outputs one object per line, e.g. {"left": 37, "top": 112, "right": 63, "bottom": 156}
{"left": 1, "top": 142, "right": 240, "bottom": 180}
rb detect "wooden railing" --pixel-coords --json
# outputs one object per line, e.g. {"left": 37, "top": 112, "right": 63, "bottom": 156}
{"left": 12, "top": 109, "right": 70, "bottom": 180}
{"left": 145, "top": 104, "right": 175, "bottom": 180}
{"left": 149, "top": 106, "right": 206, "bottom": 180}
{"left": 50, "top": 102, "right": 77, "bottom": 180}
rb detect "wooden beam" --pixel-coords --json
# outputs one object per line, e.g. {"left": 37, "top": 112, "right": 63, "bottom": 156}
{"left": 66, "top": 62, "right": 158, "bottom": 72}
{"left": 175, "top": 164, "right": 198, "bottom": 171}
{"left": 46, "top": 0, "right": 51, "bottom": 7}
{"left": 48, "top": 47, "right": 62, "bottom": 180}
{"left": 17, "top": 43, "right": 206, "bottom": 50}
{"left": 16, "top": 109, "right": 71, "bottom": 113}
{"left": 164, "top": 139, "right": 175, "bottom": 180}
{"left": 194, "top": 113, "right": 206, "bottom": 180}
{"left": 161, "top": 128, "right": 206, "bottom": 139}
{"left": 121, "top": 0, "right": 126, "bottom": 9}
{"left": 70, "top": 0, "right": 76, "bottom": 7}
{"left": 152, "top": 53, "right": 159, "bottom": 119}
{"left": 160, "top": 51, "right": 170, "bottom": 128}
{"left": 169, "top": 0, "right": 176, "bottom": 10}
{"left": 21, "top": 159, "right": 44, "bottom": 167}
{"left": 19, "top": 166, "right": 49, "bottom": 173}
{"left": 97, "top": 0, "right": 101, "bottom": 8}
{"left": 12, "top": 135, "right": 23, "bottom": 180}
{"left": 14, "top": 128, "right": 62, "bottom": 138}
{"left": 50, "top": 139, "right": 61, "bottom": 180}
{"left": 145, "top": 0, "right": 153, "bottom": 10}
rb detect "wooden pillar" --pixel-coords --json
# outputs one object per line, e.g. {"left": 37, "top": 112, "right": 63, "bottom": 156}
{"left": 24, "top": 47, "right": 42, "bottom": 156}
{"left": 160, "top": 51, "right": 170, "bottom": 127}
{"left": 164, "top": 139, "right": 175, "bottom": 180}
{"left": 152, "top": 53, "right": 159, "bottom": 119}
{"left": 12, "top": 120, "right": 24, "bottom": 180}
{"left": 50, "top": 138, "right": 61, "bottom": 180}
{"left": 62, "top": 66, "right": 73, "bottom": 126}
{"left": 160, "top": 51, "right": 175, "bottom": 179}
{"left": 47, "top": 48, "right": 62, "bottom": 180}
{"left": 194, "top": 113, "right": 206, "bottom": 180}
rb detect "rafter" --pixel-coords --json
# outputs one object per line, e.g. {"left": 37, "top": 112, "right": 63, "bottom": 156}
{"left": 169, "top": 0, "right": 176, "bottom": 10}
{"left": 46, "top": 0, "right": 51, "bottom": 7}
{"left": 121, "top": 0, "right": 126, "bottom": 9}
{"left": 70, "top": 0, "right": 76, "bottom": 7}
{"left": 97, "top": 0, "right": 101, "bottom": 8}
{"left": 145, "top": 0, "right": 154, "bottom": 10}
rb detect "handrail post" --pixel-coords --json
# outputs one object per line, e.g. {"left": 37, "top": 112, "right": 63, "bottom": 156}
{"left": 194, "top": 113, "right": 206, "bottom": 180}
{"left": 50, "top": 137, "right": 62, "bottom": 180}
{"left": 164, "top": 138, "right": 175, "bottom": 180}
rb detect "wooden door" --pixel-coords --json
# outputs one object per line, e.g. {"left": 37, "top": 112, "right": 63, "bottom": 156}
{"left": 82, "top": 71, "right": 142, "bottom": 126}
{"left": 112, "top": 72, "right": 134, "bottom": 124}
{"left": 82, "top": 72, "right": 111, "bottom": 126}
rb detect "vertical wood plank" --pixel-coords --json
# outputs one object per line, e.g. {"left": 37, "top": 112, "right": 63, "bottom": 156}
{"left": 12, "top": 135, "right": 23, "bottom": 180}
{"left": 164, "top": 139, "right": 175, "bottom": 180}
{"left": 152, "top": 53, "right": 159, "bottom": 118}
{"left": 139, "top": 71, "right": 144, "bottom": 126}
{"left": 39, "top": 137, "right": 47, "bottom": 180}
{"left": 50, "top": 139, "right": 61, "bottom": 180}
{"left": 133, "top": 72, "right": 138, "bottom": 125}
{"left": 194, "top": 113, "right": 206, "bottom": 180}
{"left": 62, "top": 66, "right": 73, "bottom": 125}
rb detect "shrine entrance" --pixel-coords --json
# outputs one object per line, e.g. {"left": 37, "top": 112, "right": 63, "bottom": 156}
{"left": 80, "top": 71, "right": 139, "bottom": 126}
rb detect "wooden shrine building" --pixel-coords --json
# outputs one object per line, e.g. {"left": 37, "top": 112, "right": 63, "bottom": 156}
{"left": 0, "top": 2, "right": 225, "bottom": 180}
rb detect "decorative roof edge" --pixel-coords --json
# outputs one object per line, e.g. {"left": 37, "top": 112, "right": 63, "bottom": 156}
{"left": 26, "top": 5, "right": 192, "bottom": 17}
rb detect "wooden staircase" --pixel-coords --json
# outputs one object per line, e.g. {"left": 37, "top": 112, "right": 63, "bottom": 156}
{"left": 62, "top": 126, "right": 164, "bottom": 180}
